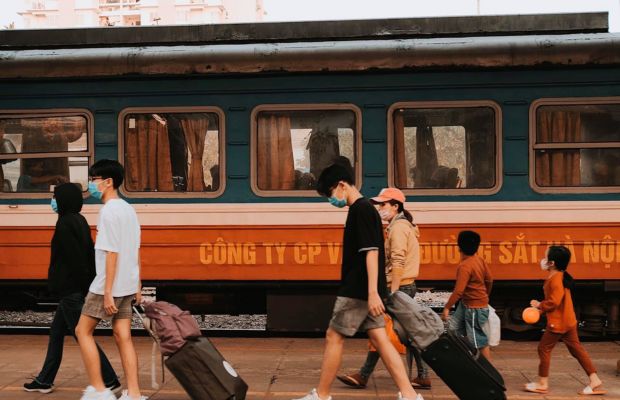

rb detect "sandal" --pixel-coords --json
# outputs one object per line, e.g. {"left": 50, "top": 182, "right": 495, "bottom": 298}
{"left": 579, "top": 385, "right": 606, "bottom": 396}
{"left": 524, "top": 382, "right": 548, "bottom": 394}
{"left": 336, "top": 373, "right": 367, "bottom": 389}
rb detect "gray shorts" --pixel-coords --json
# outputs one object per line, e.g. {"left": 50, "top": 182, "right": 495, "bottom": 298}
{"left": 82, "top": 292, "right": 134, "bottom": 321}
{"left": 328, "top": 296, "right": 385, "bottom": 337}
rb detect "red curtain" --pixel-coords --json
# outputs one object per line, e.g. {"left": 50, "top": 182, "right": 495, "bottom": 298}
{"left": 257, "top": 114, "right": 295, "bottom": 190}
{"left": 536, "top": 111, "right": 581, "bottom": 186}
{"left": 125, "top": 115, "right": 174, "bottom": 191}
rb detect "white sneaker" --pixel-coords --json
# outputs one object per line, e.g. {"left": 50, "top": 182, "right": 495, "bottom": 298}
{"left": 80, "top": 386, "right": 117, "bottom": 400}
{"left": 118, "top": 389, "right": 148, "bottom": 400}
{"left": 292, "top": 388, "right": 332, "bottom": 400}
{"left": 397, "top": 392, "right": 424, "bottom": 400}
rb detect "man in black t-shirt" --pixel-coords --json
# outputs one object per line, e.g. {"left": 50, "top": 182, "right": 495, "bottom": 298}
{"left": 292, "top": 164, "right": 422, "bottom": 400}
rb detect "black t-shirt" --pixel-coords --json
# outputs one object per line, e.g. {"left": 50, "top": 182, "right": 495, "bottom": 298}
{"left": 338, "top": 197, "right": 387, "bottom": 300}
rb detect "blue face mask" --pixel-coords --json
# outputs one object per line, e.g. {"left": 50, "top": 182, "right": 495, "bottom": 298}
{"left": 328, "top": 196, "right": 346, "bottom": 208}
{"left": 50, "top": 198, "right": 58, "bottom": 213}
{"left": 88, "top": 181, "right": 103, "bottom": 201}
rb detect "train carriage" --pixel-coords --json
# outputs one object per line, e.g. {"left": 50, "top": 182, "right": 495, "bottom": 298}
{"left": 0, "top": 12, "right": 619, "bottom": 335}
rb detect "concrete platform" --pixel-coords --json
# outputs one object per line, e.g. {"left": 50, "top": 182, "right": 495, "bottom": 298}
{"left": 0, "top": 335, "right": 618, "bottom": 399}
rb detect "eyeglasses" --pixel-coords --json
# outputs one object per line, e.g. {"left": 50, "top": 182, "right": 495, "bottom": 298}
{"left": 89, "top": 176, "right": 103, "bottom": 182}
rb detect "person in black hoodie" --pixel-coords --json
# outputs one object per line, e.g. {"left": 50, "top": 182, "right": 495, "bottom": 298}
{"left": 24, "top": 183, "right": 121, "bottom": 394}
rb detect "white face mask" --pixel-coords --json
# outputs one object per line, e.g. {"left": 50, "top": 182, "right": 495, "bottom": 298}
{"left": 378, "top": 209, "right": 391, "bottom": 221}
{"left": 540, "top": 258, "right": 550, "bottom": 271}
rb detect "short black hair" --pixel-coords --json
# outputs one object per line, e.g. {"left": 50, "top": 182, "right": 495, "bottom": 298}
{"left": 89, "top": 159, "right": 124, "bottom": 189}
{"left": 457, "top": 230, "right": 481, "bottom": 256}
{"left": 547, "top": 245, "right": 571, "bottom": 270}
{"left": 316, "top": 163, "right": 354, "bottom": 197}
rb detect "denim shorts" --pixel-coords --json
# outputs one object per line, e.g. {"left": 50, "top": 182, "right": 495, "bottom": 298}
{"left": 328, "top": 296, "right": 385, "bottom": 337}
{"left": 82, "top": 292, "right": 134, "bottom": 321}
{"left": 449, "top": 302, "right": 489, "bottom": 349}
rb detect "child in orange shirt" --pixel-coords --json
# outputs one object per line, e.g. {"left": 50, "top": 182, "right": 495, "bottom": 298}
{"left": 525, "top": 245, "right": 605, "bottom": 396}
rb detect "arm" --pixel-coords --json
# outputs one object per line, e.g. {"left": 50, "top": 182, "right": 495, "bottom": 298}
{"left": 366, "top": 249, "right": 385, "bottom": 317}
{"left": 135, "top": 252, "right": 143, "bottom": 304}
{"left": 442, "top": 265, "right": 469, "bottom": 320}
{"left": 388, "top": 224, "right": 407, "bottom": 293}
{"left": 538, "top": 277, "right": 564, "bottom": 313}
{"left": 103, "top": 251, "right": 119, "bottom": 315}
{"left": 484, "top": 264, "right": 493, "bottom": 296}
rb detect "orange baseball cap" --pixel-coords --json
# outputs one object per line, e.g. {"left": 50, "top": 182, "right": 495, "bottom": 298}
{"left": 371, "top": 187, "right": 406, "bottom": 204}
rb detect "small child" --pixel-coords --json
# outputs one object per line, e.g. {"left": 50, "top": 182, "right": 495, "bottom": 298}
{"left": 75, "top": 160, "right": 145, "bottom": 400}
{"left": 525, "top": 245, "right": 605, "bottom": 396}
{"left": 442, "top": 230, "right": 493, "bottom": 360}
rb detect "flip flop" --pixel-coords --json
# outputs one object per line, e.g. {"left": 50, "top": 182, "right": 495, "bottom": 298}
{"left": 579, "top": 385, "right": 606, "bottom": 396}
{"left": 524, "top": 382, "right": 548, "bottom": 394}
{"left": 336, "top": 375, "right": 366, "bottom": 389}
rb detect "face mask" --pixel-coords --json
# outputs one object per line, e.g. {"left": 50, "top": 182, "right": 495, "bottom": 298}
{"left": 88, "top": 180, "right": 104, "bottom": 201}
{"left": 540, "top": 258, "right": 550, "bottom": 271}
{"left": 50, "top": 198, "right": 58, "bottom": 214}
{"left": 378, "top": 209, "right": 391, "bottom": 221}
{"left": 328, "top": 195, "right": 346, "bottom": 208}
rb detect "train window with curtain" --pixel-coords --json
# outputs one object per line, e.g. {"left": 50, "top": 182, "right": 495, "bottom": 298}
{"left": 251, "top": 105, "right": 361, "bottom": 196}
{"left": 120, "top": 108, "right": 224, "bottom": 198}
{"left": 389, "top": 101, "right": 501, "bottom": 195}
{"left": 531, "top": 99, "right": 620, "bottom": 193}
{"left": 0, "top": 112, "right": 92, "bottom": 197}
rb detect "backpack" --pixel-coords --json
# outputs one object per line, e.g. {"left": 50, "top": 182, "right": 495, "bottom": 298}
{"left": 386, "top": 291, "right": 444, "bottom": 351}
{"left": 143, "top": 301, "right": 202, "bottom": 356}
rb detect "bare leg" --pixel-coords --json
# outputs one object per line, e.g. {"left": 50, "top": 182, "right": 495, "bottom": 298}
{"left": 368, "top": 328, "right": 417, "bottom": 399}
{"left": 480, "top": 346, "right": 491, "bottom": 361}
{"left": 112, "top": 318, "right": 141, "bottom": 398}
{"left": 75, "top": 315, "right": 105, "bottom": 391}
{"left": 316, "top": 327, "right": 345, "bottom": 399}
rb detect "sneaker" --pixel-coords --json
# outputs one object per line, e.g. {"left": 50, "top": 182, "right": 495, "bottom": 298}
{"left": 411, "top": 376, "right": 431, "bottom": 389}
{"left": 336, "top": 372, "right": 367, "bottom": 388}
{"left": 80, "top": 386, "right": 117, "bottom": 400}
{"left": 118, "top": 389, "right": 148, "bottom": 400}
{"left": 397, "top": 392, "right": 424, "bottom": 400}
{"left": 23, "top": 380, "right": 54, "bottom": 394}
{"left": 292, "top": 388, "right": 332, "bottom": 400}
{"left": 105, "top": 379, "right": 122, "bottom": 395}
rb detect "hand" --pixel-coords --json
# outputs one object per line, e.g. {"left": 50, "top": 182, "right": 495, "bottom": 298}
{"left": 441, "top": 308, "right": 450, "bottom": 321}
{"left": 368, "top": 292, "right": 385, "bottom": 317}
{"left": 134, "top": 291, "right": 142, "bottom": 306}
{"left": 104, "top": 293, "right": 118, "bottom": 315}
{"left": 530, "top": 300, "right": 541, "bottom": 308}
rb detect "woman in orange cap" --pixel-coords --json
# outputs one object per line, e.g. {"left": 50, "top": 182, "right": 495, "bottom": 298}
{"left": 337, "top": 187, "right": 431, "bottom": 390}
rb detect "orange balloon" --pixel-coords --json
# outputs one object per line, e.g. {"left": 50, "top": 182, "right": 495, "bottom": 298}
{"left": 522, "top": 307, "right": 540, "bottom": 324}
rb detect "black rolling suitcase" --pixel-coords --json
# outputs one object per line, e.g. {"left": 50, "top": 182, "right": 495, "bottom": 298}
{"left": 165, "top": 336, "right": 248, "bottom": 400}
{"left": 422, "top": 331, "right": 506, "bottom": 400}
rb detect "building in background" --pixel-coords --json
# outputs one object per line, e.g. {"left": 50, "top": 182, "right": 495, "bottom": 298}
{"left": 19, "top": 0, "right": 265, "bottom": 28}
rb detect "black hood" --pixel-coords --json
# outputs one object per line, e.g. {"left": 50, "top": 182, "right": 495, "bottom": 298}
{"left": 53, "top": 183, "right": 83, "bottom": 215}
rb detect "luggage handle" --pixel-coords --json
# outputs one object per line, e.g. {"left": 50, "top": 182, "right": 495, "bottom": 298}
{"left": 133, "top": 305, "right": 166, "bottom": 390}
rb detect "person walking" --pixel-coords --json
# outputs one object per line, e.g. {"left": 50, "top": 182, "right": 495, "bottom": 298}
{"left": 525, "top": 246, "right": 605, "bottom": 396}
{"left": 337, "top": 187, "right": 431, "bottom": 389}
{"left": 75, "top": 160, "right": 145, "bottom": 400}
{"left": 24, "top": 183, "right": 120, "bottom": 394}
{"left": 293, "top": 164, "right": 422, "bottom": 400}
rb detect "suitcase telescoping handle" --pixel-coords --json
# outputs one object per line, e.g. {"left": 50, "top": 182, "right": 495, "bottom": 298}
{"left": 133, "top": 305, "right": 165, "bottom": 390}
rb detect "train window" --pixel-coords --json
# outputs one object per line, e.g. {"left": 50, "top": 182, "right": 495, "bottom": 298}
{"left": 0, "top": 112, "right": 92, "bottom": 197}
{"left": 388, "top": 101, "right": 501, "bottom": 195}
{"left": 251, "top": 105, "right": 361, "bottom": 197}
{"left": 120, "top": 108, "right": 225, "bottom": 198}
{"left": 531, "top": 99, "right": 620, "bottom": 193}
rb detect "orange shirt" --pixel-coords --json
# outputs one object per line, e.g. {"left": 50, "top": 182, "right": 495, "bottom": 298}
{"left": 540, "top": 271, "right": 577, "bottom": 333}
{"left": 444, "top": 254, "right": 493, "bottom": 309}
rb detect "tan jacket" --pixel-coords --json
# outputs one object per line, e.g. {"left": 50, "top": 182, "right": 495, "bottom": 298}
{"left": 385, "top": 213, "right": 420, "bottom": 286}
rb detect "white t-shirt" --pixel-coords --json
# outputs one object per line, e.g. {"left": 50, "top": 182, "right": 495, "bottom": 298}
{"left": 89, "top": 198, "right": 141, "bottom": 297}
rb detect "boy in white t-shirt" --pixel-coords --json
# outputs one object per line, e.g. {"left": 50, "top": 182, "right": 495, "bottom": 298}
{"left": 75, "top": 160, "right": 145, "bottom": 400}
